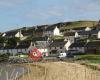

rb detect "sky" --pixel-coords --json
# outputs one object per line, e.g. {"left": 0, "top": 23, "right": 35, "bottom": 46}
{"left": 0, "top": 0, "right": 100, "bottom": 32}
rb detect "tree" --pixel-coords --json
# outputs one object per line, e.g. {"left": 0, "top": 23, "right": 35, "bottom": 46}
{"left": 0, "top": 36, "right": 6, "bottom": 43}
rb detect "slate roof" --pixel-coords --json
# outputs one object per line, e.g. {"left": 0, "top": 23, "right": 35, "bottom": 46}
{"left": 5, "top": 30, "right": 18, "bottom": 37}
{"left": 64, "top": 32, "right": 75, "bottom": 36}
{"left": 49, "top": 41, "right": 67, "bottom": 47}
{"left": 45, "top": 26, "right": 55, "bottom": 31}
{"left": 15, "top": 40, "right": 32, "bottom": 49}
{"left": 0, "top": 40, "right": 32, "bottom": 49}
{"left": 78, "top": 30, "right": 98, "bottom": 35}
{"left": 85, "top": 41, "right": 100, "bottom": 47}
{"left": 15, "top": 44, "right": 30, "bottom": 49}
{"left": 70, "top": 42, "right": 86, "bottom": 48}
{"left": 4, "top": 45, "right": 16, "bottom": 49}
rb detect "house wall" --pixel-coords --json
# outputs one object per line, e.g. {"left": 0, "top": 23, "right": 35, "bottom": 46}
{"left": 38, "top": 49, "right": 48, "bottom": 53}
{"left": 15, "top": 32, "right": 24, "bottom": 38}
{"left": 70, "top": 47, "right": 85, "bottom": 53}
{"left": 85, "top": 47, "right": 100, "bottom": 54}
{"left": 53, "top": 27, "right": 60, "bottom": 36}
{"left": 0, "top": 48, "right": 29, "bottom": 55}
{"left": 0, "top": 50, "right": 5, "bottom": 54}
{"left": 35, "top": 41, "right": 48, "bottom": 49}
{"left": 43, "top": 31, "right": 53, "bottom": 36}
{"left": 64, "top": 41, "right": 71, "bottom": 51}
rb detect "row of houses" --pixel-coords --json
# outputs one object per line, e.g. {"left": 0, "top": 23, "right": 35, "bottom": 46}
{"left": 0, "top": 21, "right": 100, "bottom": 55}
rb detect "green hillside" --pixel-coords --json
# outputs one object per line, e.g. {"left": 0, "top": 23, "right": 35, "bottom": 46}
{"left": 3, "top": 20, "right": 99, "bottom": 34}
{"left": 61, "top": 21, "right": 98, "bottom": 30}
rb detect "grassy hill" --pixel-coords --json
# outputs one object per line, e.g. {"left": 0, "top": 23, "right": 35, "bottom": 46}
{"left": 60, "top": 20, "right": 98, "bottom": 30}
{"left": 3, "top": 20, "right": 98, "bottom": 36}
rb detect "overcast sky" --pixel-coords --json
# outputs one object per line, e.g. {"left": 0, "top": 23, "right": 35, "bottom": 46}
{"left": 0, "top": 0, "right": 100, "bottom": 32}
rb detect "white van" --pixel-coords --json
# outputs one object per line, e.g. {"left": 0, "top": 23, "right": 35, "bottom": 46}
{"left": 58, "top": 53, "right": 67, "bottom": 58}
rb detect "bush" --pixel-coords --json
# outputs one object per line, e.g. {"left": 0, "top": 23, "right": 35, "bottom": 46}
{"left": 75, "top": 54, "right": 100, "bottom": 60}
{"left": 0, "top": 53, "right": 9, "bottom": 62}
{"left": 73, "top": 53, "right": 86, "bottom": 55}
{"left": 50, "top": 35, "right": 64, "bottom": 40}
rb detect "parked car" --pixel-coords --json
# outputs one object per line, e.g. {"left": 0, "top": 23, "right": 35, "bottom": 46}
{"left": 58, "top": 53, "right": 67, "bottom": 58}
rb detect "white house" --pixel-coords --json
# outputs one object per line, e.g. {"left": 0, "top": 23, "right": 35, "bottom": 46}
{"left": 43, "top": 26, "right": 54, "bottom": 37}
{"left": 32, "top": 37, "right": 49, "bottom": 54}
{"left": 0, "top": 40, "right": 32, "bottom": 55}
{"left": 85, "top": 27, "right": 91, "bottom": 31}
{"left": 53, "top": 26, "right": 60, "bottom": 36}
{"left": 2, "top": 30, "right": 27, "bottom": 40}
{"left": 15, "top": 31, "right": 23, "bottom": 38}
{"left": 64, "top": 40, "right": 71, "bottom": 51}
{"left": 49, "top": 39, "right": 71, "bottom": 54}
{"left": 15, "top": 30, "right": 25, "bottom": 40}
{"left": 75, "top": 32, "right": 79, "bottom": 38}
{"left": 2, "top": 33, "right": 6, "bottom": 37}
{"left": 97, "top": 31, "right": 100, "bottom": 39}
{"left": 43, "top": 26, "right": 63, "bottom": 37}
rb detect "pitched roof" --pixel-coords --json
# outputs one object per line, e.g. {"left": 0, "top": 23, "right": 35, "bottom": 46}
{"left": 45, "top": 26, "right": 55, "bottom": 31}
{"left": 70, "top": 42, "right": 86, "bottom": 48}
{"left": 64, "top": 32, "right": 75, "bottom": 36}
{"left": 1, "top": 40, "right": 32, "bottom": 49}
{"left": 78, "top": 30, "right": 97, "bottom": 35}
{"left": 85, "top": 41, "right": 100, "bottom": 47}
{"left": 15, "top": 44, "right": 30, "bottom": 49}
{"left": 15, "top": 40, "right": 31, "bottom": 49}
{"left": 5, "top": 31, "right": 18, "bottom": 37}
{"left": 4, "top": 45, "right": 15, "bottom": 49}
{"left": 49, "top": 41, "right": 67, "bottom": 47}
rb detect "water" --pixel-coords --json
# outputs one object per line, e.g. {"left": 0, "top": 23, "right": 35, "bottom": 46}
{"left": 0, "top": 63, "right": 28, "bottom": 80}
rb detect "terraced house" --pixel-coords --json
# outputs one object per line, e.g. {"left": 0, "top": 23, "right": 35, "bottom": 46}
{"left": 0, "top": 21, "right": 100, "bottom": 55}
